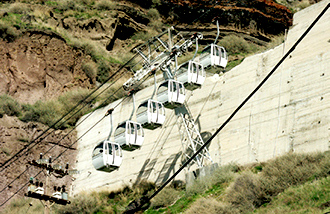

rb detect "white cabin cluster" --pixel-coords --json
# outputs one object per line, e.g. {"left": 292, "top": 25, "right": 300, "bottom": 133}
{"left": 92, "top": 29, "right": 228, "bottom": 173}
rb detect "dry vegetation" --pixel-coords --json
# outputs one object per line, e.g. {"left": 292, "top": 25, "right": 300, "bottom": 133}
{"left": 0, "top": 89, "right": 95, "bottom": 129}
{"left": 4, "top": 151, "right": 330, "bottom": 213}
{"left": 180, "top": 152, "right": 330, "bottom": 214}
{"left": 276, "top": 0, "right": 314, "bottom": 12}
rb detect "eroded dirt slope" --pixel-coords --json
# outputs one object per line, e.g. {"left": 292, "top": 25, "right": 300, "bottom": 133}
{"left": 0, "top": 31, "right": 93, "bottom": 104}
{"left": 0, "top": 115, "right": 76, "bottom": 203}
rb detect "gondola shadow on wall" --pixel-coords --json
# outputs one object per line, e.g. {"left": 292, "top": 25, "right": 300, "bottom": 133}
{"left": 134, "top": 158, "right": 158, "bottom": 185}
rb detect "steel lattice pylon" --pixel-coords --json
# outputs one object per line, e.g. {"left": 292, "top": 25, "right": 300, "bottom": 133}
{"left": 175, "top": 106, "right": 213, "bottom": 170}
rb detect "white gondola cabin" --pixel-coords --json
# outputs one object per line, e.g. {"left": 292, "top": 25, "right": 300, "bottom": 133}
{"left": 157, "top": 79, "right": 185, "bottom": 109}
{"left": 92, "top": 141, "right": 122, "bottom": 172}
{"left": 114, "top": 120, "right": 144, "bottom": 151}
{"left": 136, "top": 99, "right": 165, "bottom": 130}
{"left": 176, "top": 60, "right": 205, "bottom": 90}
{"left": 199, "top": 44, "right": 228, "bottom": 69}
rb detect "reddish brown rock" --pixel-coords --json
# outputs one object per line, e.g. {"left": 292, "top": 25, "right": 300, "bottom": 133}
{"left": 0, "top": 30, "right": 92, "bottom": 104}
{"left": 136, "top": 0, "right": 293, "bottom": 35}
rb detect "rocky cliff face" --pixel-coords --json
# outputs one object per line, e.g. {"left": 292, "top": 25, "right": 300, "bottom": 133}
{"left": 131, "top": 0, "right": 293, "bottom": 36}
{"left": 0, "top": 30, "right": 93, "bottom": 104}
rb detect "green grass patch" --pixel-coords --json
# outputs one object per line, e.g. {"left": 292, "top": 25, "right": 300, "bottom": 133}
{"left": 224, "top": 57, "right": 245, "bottom": 72}
{"left": 0, "top": 15, "right": 22, "bottom": 41}
{"left": 45, "top": 1, "right": 59, "bottom": 7}
{"left": 145, "top": 192, "right": 200, "bottom": 214}
{"left": 20, "top": 100, "right": 63, "bottom": 128}
{"left": 254, "top": 176, "right": 330, "bottom": 214}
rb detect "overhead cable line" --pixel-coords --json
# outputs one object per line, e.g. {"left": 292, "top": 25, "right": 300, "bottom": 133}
{"left": 124, "top": 3, "right": 330, "bottom": 213}
{"left": 0, "top": 77, "right": 126, "bottom": 195}
{"left": 0, "top": 63, "right": 155, "bottom": 206}
{"left": 0, "top": 109, "right": 110, "bottom": 208}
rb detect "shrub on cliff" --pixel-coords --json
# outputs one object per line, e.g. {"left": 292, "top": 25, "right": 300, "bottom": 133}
{"left": 8, "top": 2, "right": 31, "bottom": 15}
{"left": 186, "top": 163, "right": 238, "bottom": 196}
{"left": 218, "top": 35, "right": 260, "bottom": 55}
{"left": 260, "top": 152, "right": 330, "bottom": 197}
{"left": 19, "top": 89, "right": 94, "bottom": 129}
{"left": 151, "top": 187, "right": 180, "bottom": 209}
{"left": 185, "top": 197, "right": 237, "bottom": 214}
{"left": 0, "top": 94, "right": 22, "bottom": 118}
{"left": 82, "top": 62, "right": 97, "bottom": 84}
{"left": 20, "top": 100, "right": 62, "bottom": 128}
{"left": 225, "top": 152, "right": 330, "bottom": 212}
{"left": 0, "top": 20, "right": 19, "bottom": 42}
{"left": 94, "top": 0, "right": 117, "bottom": 10}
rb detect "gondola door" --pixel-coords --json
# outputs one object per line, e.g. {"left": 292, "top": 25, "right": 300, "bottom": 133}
{"left": 168, "top": 80, "right": 185, "bottom": 105}
{"left": 219, "top": 47, "right": 228, "bottom": 68}
{"left": 126, "top": 122, "right": 133, "bottom": 146}
{"left": 212, "top": 44, "right": 220, "bottom": 67}
{"left": 112, "top": 143, "right": 122, "bottom": 167}
{"left": 211, "top": 45, "right": 227, "bottom": 68}
{"left": 135, "top": 123, "right": 144, "bottom": 146}
{"left": 126, "top": 122, "right": 140, "bottom": 147}
{"left": 150, "top": 100, "right": 159, "bottom": 124}
{"left": 150, "top": 100, "right": 165, "bottom": 125}
{"left": 105, "top": 142, "right": 112, "bottom": 166}
{"left": 189, "top": 61, "right": 205, "bottom": 86}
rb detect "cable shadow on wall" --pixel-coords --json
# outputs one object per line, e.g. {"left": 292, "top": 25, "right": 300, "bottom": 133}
{"left": 155, "top": 152, "right": 182, "bottom": 186}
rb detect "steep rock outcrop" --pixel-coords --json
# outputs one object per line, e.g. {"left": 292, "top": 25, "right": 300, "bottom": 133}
{"left": 129, "top": 0, "right": 293, "bottom": 35}
{"left": 47, "top": 5, "right": 148, "bottom": 51}
{"left": 0, "top": 30, "right": 92, "bottom": 104}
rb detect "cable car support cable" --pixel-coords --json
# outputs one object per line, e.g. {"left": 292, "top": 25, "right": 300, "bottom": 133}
{"left": 124, "top": 3, "right": 330, "bottom": 212}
